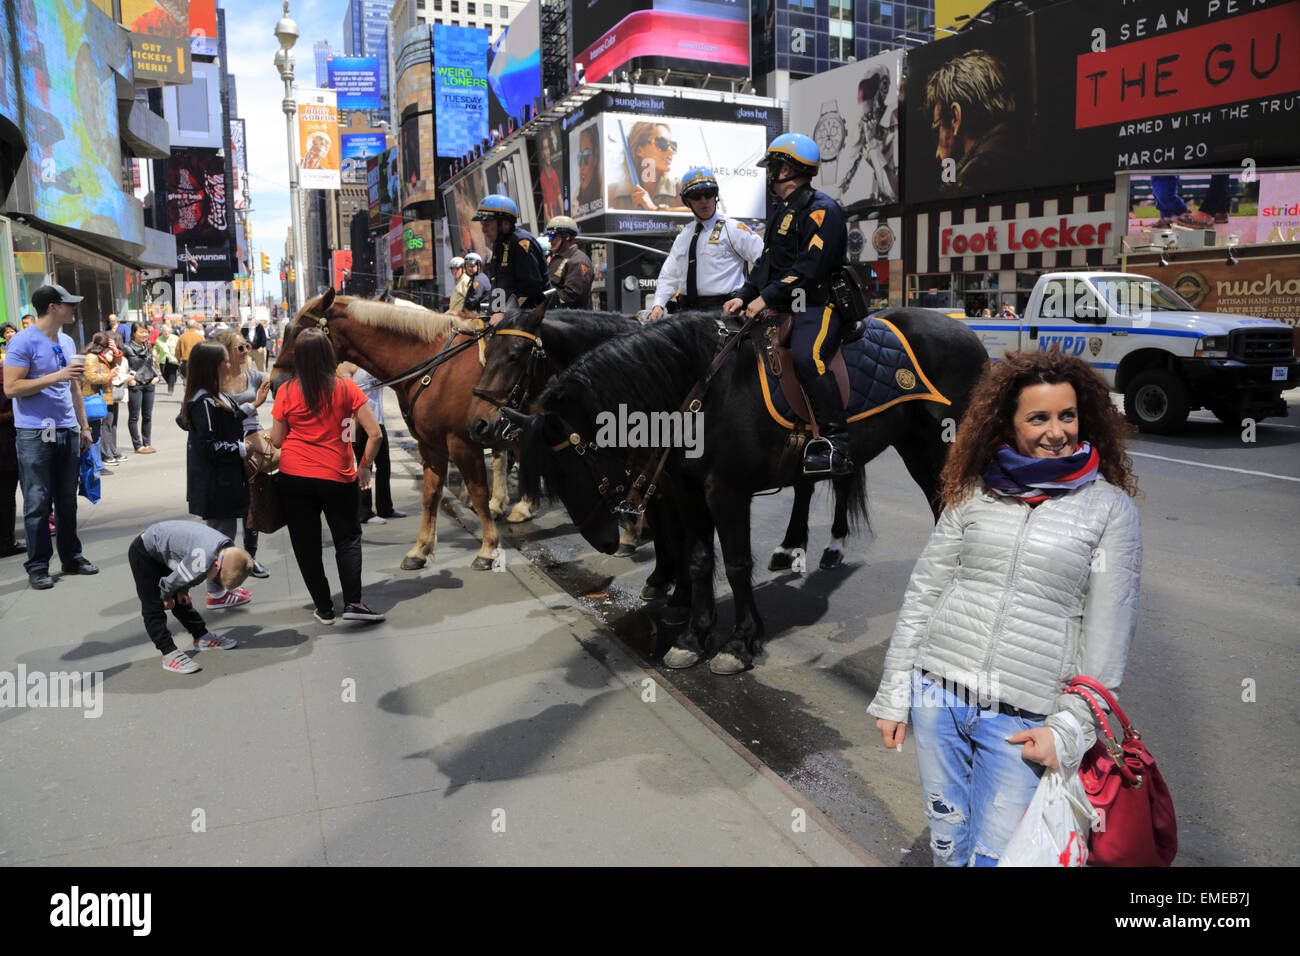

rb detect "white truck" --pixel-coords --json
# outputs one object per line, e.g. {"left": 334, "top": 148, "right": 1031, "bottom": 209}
{"left": 962, "top": 272, "right": 1300, "bottom": 433}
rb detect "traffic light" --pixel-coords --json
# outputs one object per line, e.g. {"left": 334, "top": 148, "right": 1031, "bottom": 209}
{"left": 288, "top": 268, "right": 295, "bottom": 283}
{"left": 261, "top": 252, "right": 270, "bottom": 272}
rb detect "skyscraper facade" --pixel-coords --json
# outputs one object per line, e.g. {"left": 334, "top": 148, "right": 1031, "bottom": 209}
{"left": 343, "top": 0, "right": 396, "bottom": 117}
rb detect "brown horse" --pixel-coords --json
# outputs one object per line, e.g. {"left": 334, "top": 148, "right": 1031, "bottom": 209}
{"left": 270, "top": 289, "right": 502, "bottom": 570}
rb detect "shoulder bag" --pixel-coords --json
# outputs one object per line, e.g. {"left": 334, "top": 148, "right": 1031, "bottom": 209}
{"left": 1062, "top": 676, "right": 1177, "bottom": 866}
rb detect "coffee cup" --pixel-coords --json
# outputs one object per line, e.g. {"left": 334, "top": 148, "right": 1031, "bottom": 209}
{"left": 69, "top": 355, "right": 86, "bottom": 368}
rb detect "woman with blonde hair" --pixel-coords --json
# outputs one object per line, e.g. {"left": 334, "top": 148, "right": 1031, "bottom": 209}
{"left": 214, "top": 328, "right": 273, "bottom": 578}
{"left": 867, "top": 347, "right": 1142, "bottom": 867}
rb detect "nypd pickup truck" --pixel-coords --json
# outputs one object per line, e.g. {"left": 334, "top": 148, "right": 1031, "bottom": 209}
{"left": 963, "top": 272, "right": 1300, "bottom": 433}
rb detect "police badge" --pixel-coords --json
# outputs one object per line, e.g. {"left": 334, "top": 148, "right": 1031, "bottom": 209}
{"left": 1088, "top": 336, "right": 1104, "bottom": 357}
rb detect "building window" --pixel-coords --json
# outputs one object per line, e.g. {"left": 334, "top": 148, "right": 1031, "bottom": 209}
{"left": 788, "top": 0, "right": 814, "bottom": 8}
{"left": 417, "top": 0, "right": 424, "bottom": 8}
{"left": 829, "top": 20, "right": 853, "bottom": 60}
{"left": 829, "top": 0, "right": 853, "bottom": 20}
{"left": 435, "top": 17, "right": 443, "bottom": 24}
{"left": 434, "top": 0, "right": 442, "bottom": 8}
{"left": 467, "top": 1, "right": 475, "bottom": 12}
{"left": 468, "top": 21, "right": 476, "bottom": 28}
{"left": 450, "top": 0, "right": 458, "bottom": 12}
{"left": 869, "top": 1, "right": 892, "bottom": 27}
{"left": 906, "top": 6, "right": 933, "bottom": 33}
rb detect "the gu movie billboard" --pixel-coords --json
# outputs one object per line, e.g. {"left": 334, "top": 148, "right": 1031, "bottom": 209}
{"left": 904, "top": 0, "right": 1300, "bottom": 204}
{"left": 433, "top": 24, "right": 489, "bottom": 159}
{"left": 572, "top": 0, "right": 751, "bottom": 83}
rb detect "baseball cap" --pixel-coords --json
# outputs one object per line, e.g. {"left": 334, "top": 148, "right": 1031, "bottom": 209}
{"left": 32, "top": 283, "right": 84, "bottom": 311}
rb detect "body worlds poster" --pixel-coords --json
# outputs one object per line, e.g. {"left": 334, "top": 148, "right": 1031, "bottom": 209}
{"left": 296, "top": 87, "right": 340, "bottom": 190}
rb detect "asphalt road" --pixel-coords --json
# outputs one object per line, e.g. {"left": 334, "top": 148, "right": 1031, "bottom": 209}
{"left": 418, "top": 397, "right": 1300, "bottom": 867}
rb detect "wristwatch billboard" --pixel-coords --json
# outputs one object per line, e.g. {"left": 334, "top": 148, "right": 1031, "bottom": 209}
{"left": 813, "top": 99, "right": 846, "bottom": 183}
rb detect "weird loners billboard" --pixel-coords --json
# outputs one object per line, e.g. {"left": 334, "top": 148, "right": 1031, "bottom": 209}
{"left": 905, "top": 0, "right": 1300, "bottom": 204}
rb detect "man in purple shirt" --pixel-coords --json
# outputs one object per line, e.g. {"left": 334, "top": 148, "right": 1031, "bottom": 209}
{"left": 2, "top": 284, "right": 98, "bottom": 589}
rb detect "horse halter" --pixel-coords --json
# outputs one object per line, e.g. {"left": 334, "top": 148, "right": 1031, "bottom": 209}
{"left": 472, "top": 327, "right": 548, "bottom": 411}
{"left": 545, "top": 419, "right": 631, "bottom": 532}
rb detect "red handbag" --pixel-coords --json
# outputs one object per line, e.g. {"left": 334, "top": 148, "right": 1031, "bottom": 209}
{"left": 1062, "top": 676, "right": 1177, "bottom": 867}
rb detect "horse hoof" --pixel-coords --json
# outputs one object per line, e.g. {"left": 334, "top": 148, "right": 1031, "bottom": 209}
{"left": 640, "top": 582, "right": 671, "bottom": 601}
{"left": 709, "top": 653, "right": 747, "bottom": 676}
{"left": 615, "top": 542, "right": 638, "bottom": 557}
{"left": 819, "top": 548, "right": 844, "bottom": 570}
{"left": 470, "top": 555, "right": 494, "bottom": 571}
{"left": 400, "top": 556, "right": 427, "bottom": 571}
{"left": 506, "top": 509, "right": 533, "bottom": 524}
{"left": 662, "top": 646, "right": 700, "bottom": 669}
{"left": 660, "top": 606, "right": 689, "bottom": 626}
{"left": 769, "top": 551, "right": 794, "bottom": 571}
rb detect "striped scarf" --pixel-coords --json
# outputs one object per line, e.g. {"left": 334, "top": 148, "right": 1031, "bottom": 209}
{"left": 982, "top": 442, "right": 1101, "bottom": 505}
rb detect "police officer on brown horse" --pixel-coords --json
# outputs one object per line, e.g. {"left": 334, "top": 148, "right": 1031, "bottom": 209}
{"left": 724, "top": 133, "right": 852, "bottom": 477}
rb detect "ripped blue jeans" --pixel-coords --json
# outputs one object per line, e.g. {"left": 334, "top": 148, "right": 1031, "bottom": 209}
{"left": 910, "top": 670, "right": 1045, "bottom": 867}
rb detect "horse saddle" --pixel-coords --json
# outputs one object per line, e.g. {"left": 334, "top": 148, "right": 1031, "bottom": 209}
{"left": 757, "top": 313, "right": 949, "bottom": 428}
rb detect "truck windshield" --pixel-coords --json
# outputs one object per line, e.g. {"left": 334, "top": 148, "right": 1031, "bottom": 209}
{"left": 1091, "top": 278, "right": 1193, "bottom": 314}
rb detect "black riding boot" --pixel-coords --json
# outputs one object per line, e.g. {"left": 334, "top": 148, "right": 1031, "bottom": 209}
{"left": 802, "top": 372, "right": 853, "bottom": 477}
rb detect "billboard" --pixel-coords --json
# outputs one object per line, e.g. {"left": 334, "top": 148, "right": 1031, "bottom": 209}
{"left": 1124, "top": 169, "right": 1300, "bottom": 248}
{"left": 296, "top": 87, "right": 341, "bottom": 190}
{"left": 327, "top": 56, "right": 381, "bottom": 110}
{"left": 163, "top": 61, "right": 224, "bottom": 149}
{"left": 487, "top": 0, "right": 542, "bottom": 129}
{"left": 1128, "top": 258, "right": 1300, "bottom": 329}
{"left": 342, "top": 133, "right": 387, "bottom": 159}
{"left": 433, "top": 24, "right": 489, "bottom": 159}
{"left": 533, "top": 123, "right": 566, "bottom": 224}
{"left": 166, "top": 149, "right": 232, "bottom": 280}
{"left": 445, "top": 169, "right": 489, "bottom": 259}
{"left": 571, "top": 0, "right": 750, "bottom": 84}
{"left": 576, "top": 112, "right": 768, "bottom": 226}
{"left": 332, "top": 250, "right": 353, "bottom": 290}
{"left": 402, "top": 221, "right": 436, "bottom": 280}
{"left": 791, "top": 50, "right": 901, "bottom": 209}
{"left": 905, "top": 0, "right": 1300, "bottom": 204}
{"left": 367, "top": 148, "right": 398, "bottom": 228}
{"left": 230, "top": 118, "right": 247, "bottom": 211}
{"left": 190, "top": 0, "right": 218, "bottom": 57}
{"left": 12, "top": 0, "right": 140, "bottom": 247}
{"left": 121, "top": 0, "right": 191, "bottom": 84}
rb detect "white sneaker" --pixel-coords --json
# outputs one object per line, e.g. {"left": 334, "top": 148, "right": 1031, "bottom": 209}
{"left": 161, "top": 650, "right": 201, "bottom": 674}
{"left": 365, "top": 515, "right": 387, "bottom": 525}
{"left": 193, "top": 632, "right": 237, "bottom": 650}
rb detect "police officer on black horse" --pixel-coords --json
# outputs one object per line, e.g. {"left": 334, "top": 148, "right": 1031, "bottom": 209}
{"left": 472, "top": 194, "right": 549, "bottom": 311}
{"left": 725, "top": 133, "right": 853, "bottom": 478}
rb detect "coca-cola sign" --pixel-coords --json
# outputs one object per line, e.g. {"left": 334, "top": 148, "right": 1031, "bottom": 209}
{"left": 165, "top": 148, "right": 233, "bottom": 279}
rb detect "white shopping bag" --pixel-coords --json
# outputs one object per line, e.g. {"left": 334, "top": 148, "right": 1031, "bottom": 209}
{"left": 999, "top": 768, "right": 1098, "bottom": 867}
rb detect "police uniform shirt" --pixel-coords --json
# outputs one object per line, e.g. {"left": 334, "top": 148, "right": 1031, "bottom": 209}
{"left": 465, "top": 272, "right": 492, "bottom": 310}
{"left": 489, "top": 227, "right": 549, "bottom": 309}
{"left": 449, "top": 272, "right": 471, "bottom": 312}
{"left": 739, "top": 184, "right": 848, "bottom": 313}
{"left": 548, "top": 243, "right": 595, "bottom": 310}
{"left": 652, "top": 211, "right": 765, "bottom": 310}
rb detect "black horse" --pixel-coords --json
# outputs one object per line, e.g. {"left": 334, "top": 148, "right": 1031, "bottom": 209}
{"left": 501, "top": 309, "right": 988, "bottom": 675}
{"left": 465, "top": 306, "right": 862, "bottom": 592}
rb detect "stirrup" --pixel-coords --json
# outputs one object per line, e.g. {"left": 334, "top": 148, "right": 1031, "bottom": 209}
{"left": 803, "top": 436, "right": 852, "bottom": 476}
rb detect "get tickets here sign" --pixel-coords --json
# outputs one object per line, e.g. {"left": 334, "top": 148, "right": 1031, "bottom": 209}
{"left": 940, "top": 212, "right": 1114, "bottom": 259}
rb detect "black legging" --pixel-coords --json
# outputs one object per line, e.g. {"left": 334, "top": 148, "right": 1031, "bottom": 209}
{"left": 276, "top": 472, "right": 364, "bottom": 613}
{"left": 127, "top": 383, "right": 155, "bottom": 449}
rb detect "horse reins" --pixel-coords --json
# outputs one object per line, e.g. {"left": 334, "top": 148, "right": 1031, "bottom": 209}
{"left": 470, "top": 327, "right": 548, "bottom": 411}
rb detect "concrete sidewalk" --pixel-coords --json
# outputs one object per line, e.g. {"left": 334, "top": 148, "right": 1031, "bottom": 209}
{"left": 0, "top": 389, "right": 867, "bottom": 866}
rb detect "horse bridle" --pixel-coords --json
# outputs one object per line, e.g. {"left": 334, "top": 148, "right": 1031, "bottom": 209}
{"left": 471, "top": 327, "right": 548, "bottom": 411}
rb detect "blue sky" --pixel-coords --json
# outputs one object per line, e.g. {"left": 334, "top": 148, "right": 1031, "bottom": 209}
{"left": 223, "top": 0, "right": 343, "bottom": 301}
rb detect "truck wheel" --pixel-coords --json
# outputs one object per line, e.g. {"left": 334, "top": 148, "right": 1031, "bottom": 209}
{"left": 1124, "top": 369, "right": 1190, "bottom": 434}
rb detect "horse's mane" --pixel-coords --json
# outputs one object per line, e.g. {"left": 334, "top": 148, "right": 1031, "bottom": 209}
{"left": 345, "top": 298, "right": 468, "bottom": 343}
{"left": 541, "top": 308, "right": 642, "bottom": 341}
{"left": 538, "top": 312, "right": 724, "bottom": 421}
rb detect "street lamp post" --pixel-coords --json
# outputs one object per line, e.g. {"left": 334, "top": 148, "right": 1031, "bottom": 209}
{"left": 275, "top": 1, "right": 307, "bottom": 312}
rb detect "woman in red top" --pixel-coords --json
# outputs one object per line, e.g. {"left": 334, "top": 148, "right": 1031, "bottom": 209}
{"left": 270, "top": 330, "right": 384, "bottom": 624}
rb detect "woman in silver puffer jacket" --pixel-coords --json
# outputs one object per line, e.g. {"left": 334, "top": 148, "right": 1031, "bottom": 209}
{"left": 868, "top": 348, "right": 1141, "bottom": 867}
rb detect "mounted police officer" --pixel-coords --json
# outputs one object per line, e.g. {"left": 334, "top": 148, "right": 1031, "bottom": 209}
{"left": 724, "top": 134, "right": 852, "bottom": 477}
{"left": 472, "top": 194, "right": 548, "bottom": 311}
{"left": 462, "top": 252, "right": 491, "bottom": 313}
{"left": 649, "top": 167, "right": 764, "bottom": 319}
{"left": 544, "top": 216, "right": 594, "bottom": 310}
{"left": 448, "top": 256, "right": 469, "bottom": 313}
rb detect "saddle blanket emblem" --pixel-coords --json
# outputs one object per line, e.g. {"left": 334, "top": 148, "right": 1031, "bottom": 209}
{"left": 757, "top": 316, "right": 949, "bottom": 429}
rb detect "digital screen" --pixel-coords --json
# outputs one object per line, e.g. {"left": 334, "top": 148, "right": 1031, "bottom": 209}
{"left": 572, "top": 0, "right": 750, "bottom": 84}
{"left": 342, "top": 133, "right": 387, "bottom": 159}
{"left": 433, "top": 24, "right": 489, "bottom": 159}
{"left": 328, "top": 56, "right": 381, "bottom": 111}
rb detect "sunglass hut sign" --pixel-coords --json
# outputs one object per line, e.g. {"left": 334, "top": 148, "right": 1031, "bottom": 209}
{"left": 940, "top": 211, "right": 1114, "bottom": 258}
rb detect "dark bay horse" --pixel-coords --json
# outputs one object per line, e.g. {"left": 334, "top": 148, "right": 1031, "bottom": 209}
{"left": 270, "top": 290, "right": 503, "bottom": 571}
{"left": 502, "top": 309, "right": 988, "bottom": 675}
{"left": 466, "top": 306, "right": 863, "bottom": 576}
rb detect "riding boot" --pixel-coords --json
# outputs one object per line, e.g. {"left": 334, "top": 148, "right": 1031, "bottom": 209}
{"left": 802, "top": 372, "right": 853, "bottom": 477}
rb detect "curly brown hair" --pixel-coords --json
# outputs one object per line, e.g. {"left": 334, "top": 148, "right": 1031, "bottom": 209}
{"left": 940, "top": 348, "right": 1139, "bottom": 506}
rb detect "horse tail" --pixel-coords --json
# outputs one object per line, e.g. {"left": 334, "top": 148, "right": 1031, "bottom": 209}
{"left": 846, "top": 464, "right": 871, "bottom": 537}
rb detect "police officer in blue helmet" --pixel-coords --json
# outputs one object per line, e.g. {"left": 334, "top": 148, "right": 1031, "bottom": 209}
{"left": 725, "top": 133, "right": 851, "bottom": 476}
{"left": 472, "top": 194, "right": 548, "bottom": 311}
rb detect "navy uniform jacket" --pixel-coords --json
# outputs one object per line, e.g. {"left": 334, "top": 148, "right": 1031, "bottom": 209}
{"left": 464, "top": 272, "right": 492, "bottom": 311}
{"left": 489, "top": 227, "right": 549, "bottom": 309}
{"left": 548, "top": 244, "right": 595, "bottom": 309}
{"left": 738, "top": 184, "right": 847, "bottom": 313}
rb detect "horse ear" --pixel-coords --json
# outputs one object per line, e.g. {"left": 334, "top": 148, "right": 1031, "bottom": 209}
{"left": 319, "top": 288, "right": 336, "bottom": 313}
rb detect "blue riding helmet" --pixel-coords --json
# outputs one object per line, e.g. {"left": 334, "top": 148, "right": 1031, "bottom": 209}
{"left": 757, "top": 133, "right": 821, "bottom": 171}
{"left": 473, "top": 194, "right": 519, "bottom": 221}
{"left": 679, "top": 167, "right": 719, "bottom": 199}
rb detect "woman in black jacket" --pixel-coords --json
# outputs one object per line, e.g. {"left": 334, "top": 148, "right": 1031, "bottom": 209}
{"left": 122, "top": 322, "right": 160, "bottom": 454}
{"left": 180, "top": 342, "right": 254, "bottom": 610}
